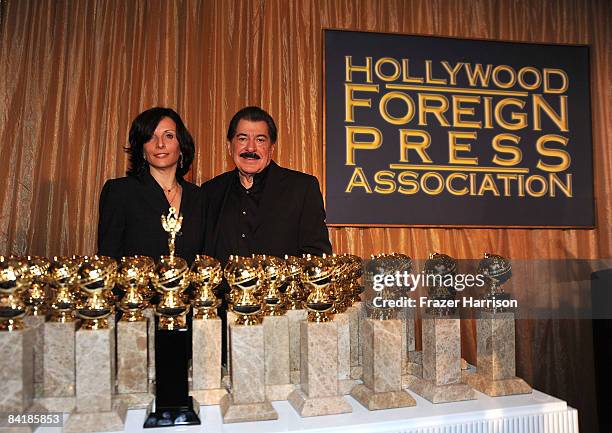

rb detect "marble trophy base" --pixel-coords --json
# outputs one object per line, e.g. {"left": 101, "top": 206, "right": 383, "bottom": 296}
{"left": 288, "top": 321, "right": 351, "bottom": 417}
{"left": 190, "top": 388, "right": 228, "bottom": 406}
{"left": 36, "top": 396, "right": 75, "bottom": 412}
{"left": 117, "top": 320, "right": 148, "bottom": 395}
{"left": 347, "top": 303, "right": 360, "bottom": 371}
{"left": 113, "top": 392, "right": 154, "bottom": 410}
{"left": 353, "top": 319, "right": 416, "bottom": 411}
{"left": 352, "top": 384, "right": 415, "bottom": 410}
{"left": 219, "top": 394, "right": 277, "bottom": 423}
{"left": 0, "top": 328, "right": 34, "bottom": 413}
{"left": 464, "top": 311, "right": 532, "bottom": 397}
{"left": 63, "top": 402, "right": 128, "bottom": 433}
{"left": 43, "top": 321, "right": 76, "bottom": 398}
{"left": 265, "top": 384, "right": 296, "bottom": 401}
{"left": 350, "top": 366, "right": 363, "bottom": 380}
{"left": 263, "top": 316, "right": 292, "bottom": 400}
{"left": 287, "top": 309, "right": 307, "bottom": 385}
{"left": 287, "top": 388, "right": 352, "bottom": 417}
{"left": 290, "top": 370, "right": 301, "bottom": 384}
{"left": 66, "top": 327, "right": 125, "bottom": 433}
{"left": 402, "top": 350, "right": 423, "bottom": 383}
{"left": 403, "top": 374, "right": 475, "bottom": 403}
{"left": 336, "top": 313, "right": 352, "bottom": 391}
{"left": 405, "top": 317, "right": 475, "bottom": 404}
{"left": 462, "top": 371, "right": 532, "bottom": 397}
{"left": 338, "top": 379, "right": 357, "bottom": 395}
{"left": 24, "top": 315, "right": 45, "bottom": 397}
{"left": 191, "top": 318, "right": 226, "bottom": 405}
{"left": 222, "top": 322, "right": 278, "bottom": 423}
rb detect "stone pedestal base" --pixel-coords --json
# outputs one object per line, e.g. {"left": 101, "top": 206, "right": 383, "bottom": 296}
{"left": 347, "top": 304, "right": 360, "bottom": 369}
{"left": 350, "top": 365, "right": 363, "bottom": 380}
{"left": 338, "top": 379, "right": 357, "bottom": 395}
{"left": 24, "top": 315, "right": 45, "bottom": 397}
{"left": 263, "top": 315, "right": 291, "bottom": 399}
{"left": 287, "top": 388, "right": 352, "bottom": 417}
{"left": 117, "top": 320, "right": 148, "bottom": 394}
{"left": 113, "top": 392, "right": 154, "bottom": 410}
{"left": 336, "top": 312, "right": 351, "bottom": 383}
{"left": 190, "top": 388, "right": 228, "bottom": 405}
{"left": 462, "top": 371, "right": 532, "bottom": 397}
{"left": 354, "top": 319, "right": 415, "bottom": 410}
{"left": 43, "top": 321, "right": 76, "bottom": 398}
{"left": 289, "top": 321, "right": 351, "bottom": 417}
{"left": 0, "top": 329, "right": 34, "bottom": 413}
{"left": 287, "top": 309, "right": 307, "bottom": 384}
{"left": 265, "top": 384, "right": 295, "bottom": 401}
{"left": 192, "top": 318, "right": 224, "bottom": 405}
{"left": 406, "top": 350, "right": 423, "bottom": 377}
{"left": 351, "top": 384, "right": 415, "bottom": 410}
{"left": 403, "top": 374, "right": 475, "bottom": 403}
{"left": 36, "top": 396, "right": 75, "bottom": 412}
{"left": 63, "top": 402, "right": 127, "bottom": 433}
{"left": 219, "top": 393, "right": 278, "bottom": 423}
{"left": 144, "top": 309, "right": 155, "bottom": 387}
{"left": 223, "top": 322, "right": 278, "bottom": 423}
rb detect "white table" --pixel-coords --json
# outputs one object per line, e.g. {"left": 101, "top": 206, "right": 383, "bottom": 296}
{"left": 35, "top": 389, "right": 578, "bottom": 433}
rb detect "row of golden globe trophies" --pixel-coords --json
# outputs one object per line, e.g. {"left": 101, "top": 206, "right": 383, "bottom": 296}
{"left": 0, "top": 204, "right": 532, "bottom": 429}
{"left": 0, "top": 252, "right": 364, "bottom": 332}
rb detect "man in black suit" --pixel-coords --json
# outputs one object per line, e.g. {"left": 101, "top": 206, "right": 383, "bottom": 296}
{"left": 201, "top": 106, "right": 332, "bottom": 264}
{"left": 201, "top": 107, "right": 332, "bottom": 364}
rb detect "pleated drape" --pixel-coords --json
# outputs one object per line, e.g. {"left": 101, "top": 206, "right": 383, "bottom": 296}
{"left": 0, "top": 1, "right": 610, "bottom": 431}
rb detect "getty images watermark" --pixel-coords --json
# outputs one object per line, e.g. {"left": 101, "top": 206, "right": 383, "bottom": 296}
{"left": 370, "top": 270, "right": 519, "bottom": 311}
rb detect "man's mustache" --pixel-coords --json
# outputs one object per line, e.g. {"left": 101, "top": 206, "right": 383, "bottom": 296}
{"left": 240, "top": 152, "right": 261, "bottom": 159}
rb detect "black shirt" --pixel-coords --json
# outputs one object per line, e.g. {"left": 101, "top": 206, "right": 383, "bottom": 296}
{"left": 219, "top": 165, "right": 270, "bottom": 257}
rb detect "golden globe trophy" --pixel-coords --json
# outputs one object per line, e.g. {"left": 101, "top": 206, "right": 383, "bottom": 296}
{"left": 189, "top": 255, "right": 227, "bottom": 405}
{"left": 22, "top": 256, "right": 50, "bottom": 397}
{"left": 41, "top": 256, "right": 79, "bottom": 412}
{"left": 284, "top": 255, "right": 308, "bottom": 384}
{"left": 144, "top": 206, "right": 200, "bottom": 428}
{"left": 351, "top": 253, "right": 416, "bottom": 410}
{"left": 220, "top": 255, "right": 278, "bottom": 423}
{"left": 462, "top": 253, "right": 532, "bottom": 396}
{"left": 253, "top": 255, "right": 294, "bottom": 401}
{"left": 114, "top": 256, "right": 154, "bottom": 408}
{"left": 63, "top": 255, "right": 127, "bottom": 433}
{"left": 0, "top": 256, "right": 36, "bottom": 423}
{"left": 404, "top": 253, "right": 475, "bottom": 404}
{"left": 288, "top": 255, "right": 352, "bottom": 417}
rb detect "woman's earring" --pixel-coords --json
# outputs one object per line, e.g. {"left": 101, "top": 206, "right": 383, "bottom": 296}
{"left": 143, "top": 152, "right": 147, "bottom": 163}
{"left": 179, "top": 152, "right": 184, "bottom": 169}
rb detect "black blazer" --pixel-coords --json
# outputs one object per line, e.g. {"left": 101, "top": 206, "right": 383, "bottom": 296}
{"left": 201, "top": 161, "right": 332, "bottom": 264}
{"left": 97, "top": 171, "right": 204, "bottom": 264}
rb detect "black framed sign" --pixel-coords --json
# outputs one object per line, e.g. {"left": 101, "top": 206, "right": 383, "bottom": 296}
{"left": 323, "top": 29, "right": 594, "bottom": 227}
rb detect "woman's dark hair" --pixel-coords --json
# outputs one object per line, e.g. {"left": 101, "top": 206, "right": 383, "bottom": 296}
{"left": 226, "top": 106, "right": 277, "bottom": 144}
{"left": 126, "top": 107, "right": 195, "bottom": 178}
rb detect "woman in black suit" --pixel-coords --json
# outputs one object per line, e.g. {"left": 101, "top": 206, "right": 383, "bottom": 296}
{"left": 97, "top": 107, "right": 203, "bottom": 263}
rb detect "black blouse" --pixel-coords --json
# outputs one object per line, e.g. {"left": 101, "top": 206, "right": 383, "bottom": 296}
{"left": 97, "top": 171, "right": 204, "bottom": 264}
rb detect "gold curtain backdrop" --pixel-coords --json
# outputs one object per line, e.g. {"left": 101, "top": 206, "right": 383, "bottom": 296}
{"left": 0, "top": 0, "right": 610, "bottom": 431}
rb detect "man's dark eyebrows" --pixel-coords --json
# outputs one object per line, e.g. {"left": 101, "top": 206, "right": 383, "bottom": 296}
{"left": 256, "top": 134, "right": 269, "bottom": 139}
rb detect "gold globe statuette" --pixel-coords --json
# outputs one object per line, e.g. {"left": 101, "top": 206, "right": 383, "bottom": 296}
{"left": 334, "top": 254, "right": 355, "bottom": 313}
{"left": 344, "top": 254, "right": 364, "bottom": 304}
{"left": 21, "top": 256, "right": 51, "bottom": 316}
{"left": 190, "top": 254, "right": 223, "bottom": 319}
{"left": 284, "top": 255, "right": 306, "bottom": 310}
{"left": 152, "top": 255, "right": 191, "bottom": 330}
{"left": 0, "top": 256, "right": 30, "bottom": 331}
{"left": 74, "top": 255, "right": 118, "bottom": 330}
{"left": 253, "top": 254, "right": 288, "bottom": 316}
{"left": 47, "top": 256, "right": 80, "bottom": 322}
{"left": 116, "top": 256, "right": 154, "bottom": 322}
{"left": 301, "top": 254, "right": 334, "bottom": 322}
{"left": 477, "top": 252, "right": 513, "bottom": 313}
{"left": 224, "top": 255, "right": 263, "bottom": 325}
